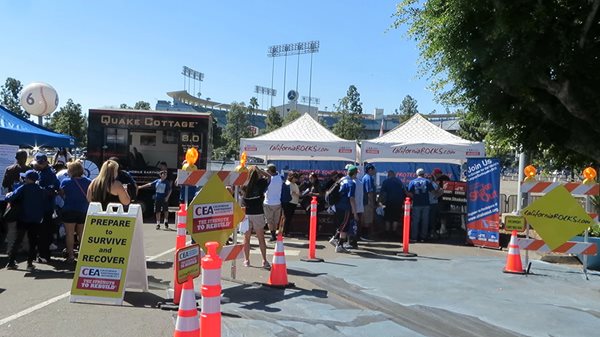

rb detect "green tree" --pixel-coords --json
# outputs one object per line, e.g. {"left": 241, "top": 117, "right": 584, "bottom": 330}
{"left": 283, "top": 110, "right": 301, "bottom": 125}
{"left": 47, "top": 99, "right": 87, "bottom": 146}
{"left": 119, "top": 103, "right": 130, "bottom": 109}
{"left": 333, "top": 85, "right": 364, "bottom": 140}
{"left": 394, "top": 0, "right": 600, "bottom": 163}
{"left": 223, "top": 102, "right": 252, "bottom": 158}
{"left": 134, "top": 101, "right": 151, "bottom": 110}
{"left": 0, "top": 77, "right": 26, "bottom": 118}
{"left": 265, "top": 106, "right": 283, "bottom": 132}
{"left": 396, "top": 95, "right": 419, "bottom": 123}
{"left": 247, "top": 96, "right": 259, "bottom": 129}
{"left": 211, "top": 117, "right": 226, "bottom": 160}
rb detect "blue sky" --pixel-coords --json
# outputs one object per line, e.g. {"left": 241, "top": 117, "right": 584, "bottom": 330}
{"left": 0, "top": 1, "right": 444, "bottom": 117}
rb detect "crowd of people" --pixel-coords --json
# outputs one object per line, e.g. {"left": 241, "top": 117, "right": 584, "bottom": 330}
{"left": 1, "top": 148, "right": 457, "bottom": 270}
{"left": 0, "top": 150, "right": 150, "bottom": 270}
{"left": 238, "top": 163, "right": 453, "bottom": 264}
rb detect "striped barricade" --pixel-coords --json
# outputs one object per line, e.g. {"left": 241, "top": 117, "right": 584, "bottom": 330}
{"left": 516, "top": 238, "right": 597, "bottom": 255}
{"left": 200, "top": 243, "right": 244, "bottom": 261}
{"left": 521, "top": 181, "right": 599, "bottom": 196}
{"left": 177, "top": 169, "right": 249, "bottom": 187}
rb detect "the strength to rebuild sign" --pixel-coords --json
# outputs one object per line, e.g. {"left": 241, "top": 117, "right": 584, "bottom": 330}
{"left": 70, "top": 203, "right": 147, "bottom": 305}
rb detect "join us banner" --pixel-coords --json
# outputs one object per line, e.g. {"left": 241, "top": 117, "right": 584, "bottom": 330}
{"left": 466, "top": 158, "right": 501, "bottom": 249}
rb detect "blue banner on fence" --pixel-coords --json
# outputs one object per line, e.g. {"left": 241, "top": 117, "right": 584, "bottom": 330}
{"left": 466, "top": 158, "right": 501, "bottom": 249}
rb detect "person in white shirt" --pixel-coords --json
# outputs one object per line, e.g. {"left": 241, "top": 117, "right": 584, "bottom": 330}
{"left": 263, "top": 163, "right": 284, "bottom": 242}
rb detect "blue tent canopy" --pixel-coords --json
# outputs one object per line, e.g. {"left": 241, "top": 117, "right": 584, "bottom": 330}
{"left": 0, "top": 105, "right": 75, "bottom": 148}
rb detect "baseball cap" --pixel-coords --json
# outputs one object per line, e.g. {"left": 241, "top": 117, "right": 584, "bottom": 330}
{"left": 20, "top": 169, "right": 39, "bottom": 182}
{"left": 416, "top": 168, "right": 425, "bottom": 176}
{"left": 35, "top": 153, "right": 48, "bottom": 163}
{"left": 347, "top": 164, "right": 358, "bottom": 174}
{"left": 433, "top": 168, "right": 443, "bottom": 175}
{"left": 266, "top": 163, "right": 276, "bottom": 171}
{"left": 365, "top": 163, "right": 375, "bottom": 171}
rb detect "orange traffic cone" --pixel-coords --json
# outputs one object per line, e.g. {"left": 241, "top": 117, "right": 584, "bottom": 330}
{"left": 173, "top": 278, "right": 200, "bottom": 337}
{"left": 503, "top": 230, "right": 525, "bottom": 274}
{"left": 266, "top": 233, "right": 294, "bottom": 288}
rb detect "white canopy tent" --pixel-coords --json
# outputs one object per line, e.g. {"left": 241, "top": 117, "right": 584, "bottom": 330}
{"left": 361, "top": 113, "right": 485, "bottom": 165}
{"left": 240, "top": 113, "right": 357, "bottom": 162}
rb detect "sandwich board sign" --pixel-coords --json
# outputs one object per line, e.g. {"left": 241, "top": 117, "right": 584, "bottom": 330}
{"left": 70, "top": 203, "right": 148, "bottom": 305}
{"left": 187, "top": 174, "right": 245, "bottom": 251}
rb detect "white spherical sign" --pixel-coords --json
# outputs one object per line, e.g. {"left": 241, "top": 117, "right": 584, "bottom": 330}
{"left": 20, "top": 82, "right": 59, "bottom": 116}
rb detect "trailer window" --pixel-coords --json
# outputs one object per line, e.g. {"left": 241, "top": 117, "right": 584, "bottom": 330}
{"left": 106, "top": 128, "right": 127, "bottom": 145}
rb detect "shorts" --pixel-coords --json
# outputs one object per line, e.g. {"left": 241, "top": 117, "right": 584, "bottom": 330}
{"left": 263, "top": 204, "right": 282, "bottom": 227}
{"left": 247, "top": 214, "right": 266, "bottom": 232}
{"left": 384, "top": 202, "right": 402, "bottom": 222}
{"left": 60, "top": 210, "right": 87, "bottom": 224}
{"left": 335, "top": 210, "right": 351, "bottom": 233}
{"left": 154, "top": 199, "right": 168, "bottom": 213}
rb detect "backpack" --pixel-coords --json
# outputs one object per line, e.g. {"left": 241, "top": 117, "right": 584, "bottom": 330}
{"left": 325, "top": 179, "right": 343, "bottom": 206}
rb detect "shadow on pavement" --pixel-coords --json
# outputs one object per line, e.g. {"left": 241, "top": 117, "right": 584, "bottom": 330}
{"left": 223, "top": 282, "right": 328, "bottom": 313}
{"left": 147, "top": 260, "right": 173, "bottom": 269}
{"left": 25, "top": 269, "right": 75, "bottom": 280}
{"left": 416, "top": 255, "right": 452, "bottom": 261}
{"left": 353, "top": 250, "right": 416, "bottom": 261}
{"left": 322, "top": 260, "right": 357, "bottom": 267}
{"left": 124, "top": 291, "right": 165, "bottom": 308}
{"left": 147, "top": 275, "right": 171, "bottom": 290}
{"left": 284, "top": 242, "right": 325, "bottom": 250}
{"left": 287, "top": 268, "right": 327, "bottom": 278}
{"left": 358, "top": 242, "right": 402, "bottom": 249}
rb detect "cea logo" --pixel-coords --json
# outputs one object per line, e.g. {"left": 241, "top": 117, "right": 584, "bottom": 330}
{"left": 195, "top": 205, "right": 215, "bottom": 216}
{"left": 82, "top": 268, "right": 101, "bottom": 276}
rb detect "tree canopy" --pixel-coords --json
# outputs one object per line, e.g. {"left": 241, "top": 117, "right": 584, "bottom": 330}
{"left": 283, "top": 110, "right": 301, "bottom": 125}
{"left": 46, "top": 98, "right": 87, "bottom": 146}
{"left": 395, "top": 0, "right": 600, "bottom": 164}
{"left": 1, "top": 78, "right": 26, "bottom": 118}
{"left": 265, "top": 107, "right": 283, "bottom": 132}
{"left": 333, "top": 85, "right": 364, "bottom": 140}
{"left": 396, "top": 94, "right": 419, "bottom": 123}
{"left": 223, "top": 102, "right": 252, "bottom": 158}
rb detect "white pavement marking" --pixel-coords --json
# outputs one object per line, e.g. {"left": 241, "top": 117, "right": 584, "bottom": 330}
{"left": 0, "top": 241, "right": 191, "bottom": 327}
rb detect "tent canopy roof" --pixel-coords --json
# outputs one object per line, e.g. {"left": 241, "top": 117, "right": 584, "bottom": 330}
{"left": 0, "top": 105, "right": 75, "bottom": 148}
{"left": 240, "top": 113, "right": 356, "bottom": 161}
{"left": 251, "top": 113, "right": 350, "bottom": 142}
{"left": 371, "top": 113, "right": 474, "bottom": 145}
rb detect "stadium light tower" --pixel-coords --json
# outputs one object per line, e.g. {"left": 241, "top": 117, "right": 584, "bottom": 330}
{"left": 254, "top": 85, "right": 277, "bottom": 111}
{"left": 182, "top": 66, "right": 204, "bottom": 97}
{"left": 267, "top": 41, "right": 319, "bottom": 115}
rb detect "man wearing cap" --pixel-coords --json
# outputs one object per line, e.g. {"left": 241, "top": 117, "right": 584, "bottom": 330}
{"left": 408, "top": 168, "right": 435, "bottom": 242}
{"left": 1, "top": 149, "right": 29, "bottom": 251}
{"left": 263, "top": 163, "right": 284, "bottom": 242}
{"left": 361, "top": 163, "right": 377, "bottom": 240}
{"left": 334, "top": 165, "right": 359, "bottom": 253}
{"left": 5, "top": 170, "right": 45, "bottom": 271}
{"left": 33, "top": 153, "right": 60, "bottom": 263}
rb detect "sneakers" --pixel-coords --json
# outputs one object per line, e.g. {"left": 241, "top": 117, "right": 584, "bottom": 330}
{"left": 26, "top": 263, "right": 35, "bottom": 272}
{"left": 49, "top": 243, "right": 58, "bottom": 251}
{"left": 359, "top": 236, "right": 373, "bottom": 242}
{"left": 335, "top": 245, "right": 350, "bottom": 253}
{"left": 37, "top": 257, "right": 49, "bottom": 264}
{"left": 243, "top": 260, "right": 250, "bottom": 267}
{"left": 328, "top": 237, "right": 339, "bottom": 247}
{"left": 164, "top": 223, "right": 169, "bottom": 229}
{"left": 268, "top": 235, "right": 277, "bottom": 242}
{"left": 262, "top": 261, "right": 271, "bottom": 270}
{"left": 6, "top": 261, "right": 17, "bottom": 270}
{"left": 344, "top": 242, "right": 358, "bottom": 250}
{"left": 156, "top": 224, "right": 161, "bottom": 230}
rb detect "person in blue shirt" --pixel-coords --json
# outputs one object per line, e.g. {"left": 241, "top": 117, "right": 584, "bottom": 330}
{"left": 334, "top": 165, "right": 358, "bottom": 253}
{"left": 5, "top": 170, "right": 45, "bottom": 271}
{"left": 59, "top": 161, "right": 92, "bottom": 263}
{"left": 33, "top": 153, "right": 59, "bottom": 263}
{"left": 407, "top": 168, "right": 435, "bottom": 242}
{"left": 361, "top": 163, "right": 377, "bottom": 240}
{"left": 380, "top": 170, "right": 407, "bottom": 238}
{"left": 138, "top": 171, "right": 172, "bottom": 230}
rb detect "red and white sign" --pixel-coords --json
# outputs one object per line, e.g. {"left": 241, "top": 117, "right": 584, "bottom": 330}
{"left": 76, "top": 267, "right": 122, "bottom": 292}
{"left": 191, "top": 202, "right": 234, "bottom": 233}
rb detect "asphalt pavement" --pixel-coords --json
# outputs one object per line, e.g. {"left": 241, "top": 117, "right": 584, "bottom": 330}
{"left": 1, "top": 222, "right": 600, "bottom": 337}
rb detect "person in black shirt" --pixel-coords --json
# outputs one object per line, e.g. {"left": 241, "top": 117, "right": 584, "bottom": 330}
{"left": 1, "top": 150, "right": 28, "bottom": 251}
{"left": 108, "top": 157, "right": 137, "bottom": 202}
{"left": 241, "top": 166, "right": 271, "bottom": 269}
